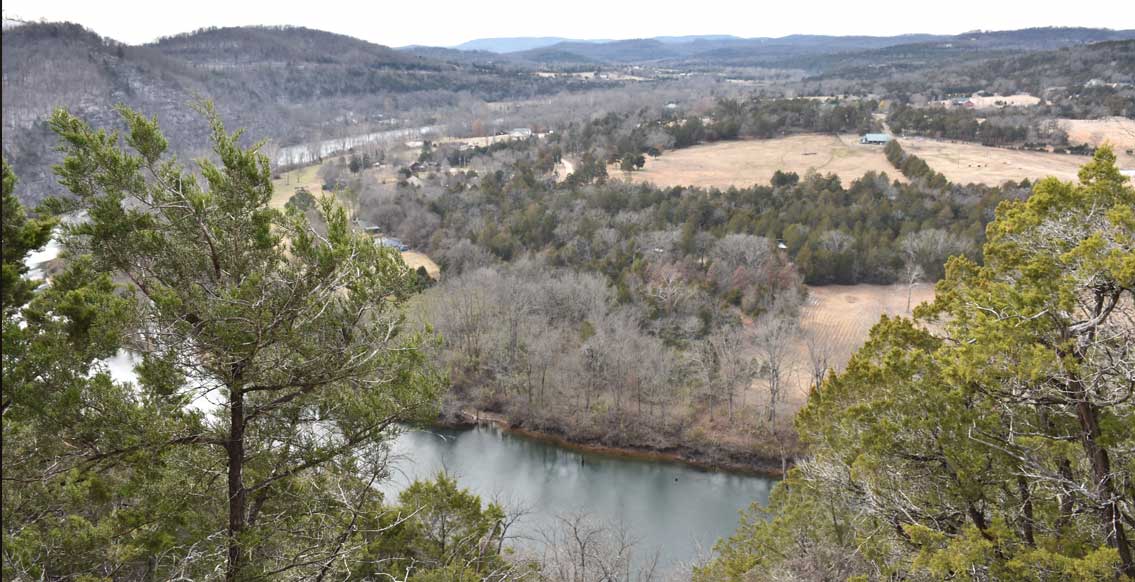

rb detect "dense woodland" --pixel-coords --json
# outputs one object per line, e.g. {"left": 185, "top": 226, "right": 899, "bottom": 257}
{"left": 368, "top": 127, "right": 1012, "bottom": 286}
{"left": 312, "top": 116, "right": 1022, "bottom": 471}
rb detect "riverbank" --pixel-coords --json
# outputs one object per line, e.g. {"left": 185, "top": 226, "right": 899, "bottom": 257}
{"left": 435, "top": 407, "right": 791, "bottom": 477}
{"left": 383, "top": 422, "right": 776, "bottom": 572}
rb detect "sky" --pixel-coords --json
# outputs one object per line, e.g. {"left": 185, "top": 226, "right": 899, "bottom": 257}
{"left": 4, "top": 0, "right": 1134, "bottom": 48}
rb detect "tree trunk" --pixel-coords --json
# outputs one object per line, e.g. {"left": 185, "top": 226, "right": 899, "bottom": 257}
{"left": 1017, "top": 475, "right": 1035, "bottom": 547}
{"left": 1067, "top": 290, "right": 1133, "bottom": 578}
{"left": 1073, "top": 391, "right": 1133, "bottom": 577}
{"left": 226, "top": 387, "right": 246, "bottom": 582}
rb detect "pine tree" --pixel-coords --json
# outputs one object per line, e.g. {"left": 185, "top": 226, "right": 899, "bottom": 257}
{"left": 44, "top": 103, "right": 443, "bottom": 579}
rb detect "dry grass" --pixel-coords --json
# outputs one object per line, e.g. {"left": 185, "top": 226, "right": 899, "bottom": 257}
{"left": 798, "top": 284, "right": 935, "bottom": 372}
{"left": 744, "top": 283, "right": 937, "bottom": 416}
{"left": 271, "top": 161, "right": 440, "bottom": 278}
{"left": 620, "top": 134, "right": 904, "bottom": 189}
{"left": 270, "top": 164, "right": 322, "bottom": 209}
{"left": 435, "top": 135, "right": 513, "bottom": 148}
{"left": 969, "top": 94, "right": 1040, "bottom": 108}
{"left": 1059, "top": 118, "right": 1135, "bottom": 163}
{"left": 402, "top": 251, "right": 440, "bottom": 280}
{"left": 898, "top": 138, "right": 1091, "bottom": 184}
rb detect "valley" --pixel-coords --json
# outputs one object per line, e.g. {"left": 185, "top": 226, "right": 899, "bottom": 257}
{"left": 4, "top": 13, "right": 1134, "bottom": 581}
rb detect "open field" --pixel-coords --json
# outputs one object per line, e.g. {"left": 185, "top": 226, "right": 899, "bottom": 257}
{"left": 402, "top": 251, "right": 440, "bottom": 279}
{"left": 898, "top": 138, "right": 1091, "bottom": 184}
{"left": 746, "top": 283, "right": 937, "bottom": 416}
{"left": 270, "top": 164, "right": 322, "bottom": 209}
{"left": 969, "top": 93, "right": 1040, "bottom": 108}
{"left": 1060, "top": 118, "right": 1135, "bottom": 163}
{"left": 931, "top": 94, "right": 1040, "bottom": 109}
{"left": 622, "top": 134, "right": 904, "bottom": 189}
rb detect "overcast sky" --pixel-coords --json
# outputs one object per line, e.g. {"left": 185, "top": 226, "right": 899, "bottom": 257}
{"left": 4, "top": 0, "right": 1133, "bottom": 47}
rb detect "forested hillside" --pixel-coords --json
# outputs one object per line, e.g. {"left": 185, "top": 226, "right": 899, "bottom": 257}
{"left": 6, "top": 21, "right": 1134, "bottom": 205}
{"left": 0, "top": 22, "right": 602, "bottom": 203}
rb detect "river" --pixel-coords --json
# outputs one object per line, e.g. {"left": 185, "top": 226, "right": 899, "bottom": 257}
{"left": 380, "top": 424, "right": 775, "bottom": 573}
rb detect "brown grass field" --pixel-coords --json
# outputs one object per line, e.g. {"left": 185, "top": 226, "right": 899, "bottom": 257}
{"left": 744, "top": 283, "right": 937, "bottom": 416}
{"left": 402, "top": 251, "right": 440, "bottom": 280}
{"left": 270, "top": 164, "right": 322, "bottom": 209}
{"left": 967, "top": 94, "right": 1040, "bottom": 108}
{"left": 898, "top": 138, "right": 1091, "bottom": 184}
{"left": 1060, "top": 118, "right": 1135, "bottom": 164}
{"left": 621, "top": 134, "right": 905, "bottom": 189}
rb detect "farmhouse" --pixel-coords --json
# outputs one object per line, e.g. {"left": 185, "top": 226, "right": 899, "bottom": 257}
{"left": 509, "top": 127, "right": 533, "bottom": 139}
{"left": 859, "top": 133, "right": 893, "bottom": 145}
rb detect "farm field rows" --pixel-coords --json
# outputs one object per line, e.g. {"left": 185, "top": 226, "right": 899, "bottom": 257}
{"left": 621, "top": 134, "right": 904, "bottom": 189}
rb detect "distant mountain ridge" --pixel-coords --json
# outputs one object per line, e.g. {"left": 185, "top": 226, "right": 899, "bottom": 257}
{"left": 454, "top": 37, "right": 609, "bottom": 53}
{"left": 449, "top": 27, "right": 1135, "bottom": 62}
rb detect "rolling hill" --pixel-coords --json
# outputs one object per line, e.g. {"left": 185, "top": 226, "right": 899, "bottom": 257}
{"left": 1, "top": 23, "right": 593, "bottom": 202}
{"left": 460, "top": 28, "right": 1135, "bottom": 67}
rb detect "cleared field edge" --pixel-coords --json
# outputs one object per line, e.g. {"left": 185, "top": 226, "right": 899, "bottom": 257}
{"left": 896, "top": 138, "right": 1095, "bottom": 184}
{"left": 620, "top": 134, "right": 905, "bottom": 190}
{"left": 745, "top": 283, "right": 936, "bottom": 416}
{"left": 271, "top": 163, "right": 442, "bottom": 279}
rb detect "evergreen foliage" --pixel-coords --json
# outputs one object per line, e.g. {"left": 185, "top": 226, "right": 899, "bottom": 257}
{"left": 696, "top": 148, "right": 1135, "bottom": 580}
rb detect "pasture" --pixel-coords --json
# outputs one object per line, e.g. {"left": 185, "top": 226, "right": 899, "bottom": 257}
{"left": 270, "top": 164, "right": 322, "bottom": 209}
{"left": 622, "top": 134, "right": 903, "bottom": 189}
{"left": 748, "top": 283, "right": 937, "bottom": 417}
{"left": 1060, "top": 117, "right": 1135, "bottom": 166}
{"left": 402, "top": 251, "right": 440, "bottom": 280}
{"left": 897, "top": 138, "right": 1089, "bottom": 184}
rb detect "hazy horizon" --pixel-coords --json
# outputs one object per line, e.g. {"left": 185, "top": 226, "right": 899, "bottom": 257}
{"left": 4, "top": 0, "right": 1134, "bottom": 48}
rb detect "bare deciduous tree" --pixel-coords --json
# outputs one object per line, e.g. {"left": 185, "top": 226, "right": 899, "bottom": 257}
{"left": 756, "top": 292, "right": 802, "bottom": 430}
{"left": 530, "top": 513, "right": 660, "bottom": 582}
